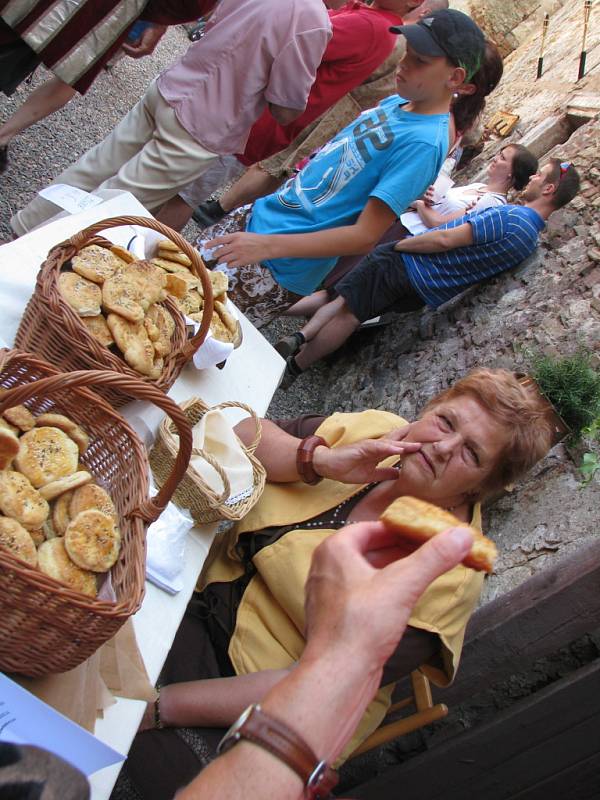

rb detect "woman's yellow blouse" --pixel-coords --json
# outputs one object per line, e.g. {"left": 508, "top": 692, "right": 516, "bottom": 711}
{"left": 198, "top": 410, "right": 485, "bottom": 761}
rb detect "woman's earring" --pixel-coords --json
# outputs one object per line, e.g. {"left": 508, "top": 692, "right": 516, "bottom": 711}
{"left": 453, "top": 92, "right": 459, "bottom": 98}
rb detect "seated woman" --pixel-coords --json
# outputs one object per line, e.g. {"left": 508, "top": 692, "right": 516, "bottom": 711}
{"left": 119, "top": 368, "right": 555, "bottom": 800}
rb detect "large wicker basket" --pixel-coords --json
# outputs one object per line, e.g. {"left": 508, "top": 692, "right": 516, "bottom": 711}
{"left": 0, "top": 349, "right": 193, "bottom": 677}
{"left": 15, "top": 216, "right": 214, "bottom": 408}
{"left": 149, "top": 397, "right": 266, "bottom": 524}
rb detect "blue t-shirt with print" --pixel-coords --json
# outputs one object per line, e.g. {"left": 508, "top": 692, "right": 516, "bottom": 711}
{"left": 247, "top": 95, "right": 449, "bottom": 296}
{"left": 403, "top": 204, "right": 545, "bottom": 308}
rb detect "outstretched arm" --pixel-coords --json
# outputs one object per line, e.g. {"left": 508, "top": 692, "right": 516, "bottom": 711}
{"left": 205, "top": 197, "right": 397, "bottom": 267}
{"left": 394, "top": 221, "right": 474, "bottom": 254}
{"left": 234, "top": 418, "right": 422, "bottom": 484}
{"left": 415, "top": 199, "right": 476, "bottom": 229}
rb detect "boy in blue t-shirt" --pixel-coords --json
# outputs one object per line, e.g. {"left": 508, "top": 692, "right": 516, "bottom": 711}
{"left": 204, "top": 9, "right": 486, "bottom": 328}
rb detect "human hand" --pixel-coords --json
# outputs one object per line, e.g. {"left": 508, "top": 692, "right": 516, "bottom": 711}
{"left": 122, "top": 23, "right": 167, "bottom": 58}
{"left": 312, "top": 427, "right": 421, "bottom": 484}
{"left": 303, "top": 521, "right": 474, "bottom": 683}
{"left": 204, "top": 232, "right": 273, "bottom": 267}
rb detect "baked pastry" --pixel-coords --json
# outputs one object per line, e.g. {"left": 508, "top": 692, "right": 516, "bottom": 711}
{"left": 109, "top": 244, "right": 136, "bottom": 264}
{"left": 215, "top": 300, "right": 237, "bottom": 336}
{"left": 34, "top": 413, "right": 89, "bottom": 456}
{"left": 164, "top": 273, "right": 188, "bottom": 300}
{"left": 52, "top": 490, "right": 73, "bottom": 535}
{"left": 80, "top": 314, "right": 114, "bottom": 347}
{"left": 15, "top": 426, "right": 79, "bottom": 488}
{"left": 38, "top": 538, "right": 97, "bottom": 597}
{"left": 380, "top": 496, "right": 497, "bottom": 573}
{"left": 64, "top": 509, "right": 120, "bottom": 572}
{"left": 0, "top": 470, "right": 49, "bottom": 529}
{"left": 150, "top": 256, "right": 189, "bottom": 274}
{"left": 157, "top": 248, "right": 192, "bottom": 267}
{"left": 59, "top": 272, "right": 102, "bottom": 317}
{"left": 1, "top": 402, "right": 35, "bottom": 432}
{"left": 102, "top": 261, "right": 167, "bottom": 322}
{"left": 156, "top": 239, "right": 181, "bottom": 254}
{"left": 69, "top": 483, "right": 118, "bottom": 524}
{"left": 0, "top": 426, "right": 20, "bottom": 469}
{"left": 29, "top": 527, "right": 46, "bottom": 547}
{"left": 145, "top": 305, "right": 175, "bottom": 357}
{"left": 71, "top": 244, "right": 128, "bottom": 284}
{"left": 106, "top": 313, "right": 162, "bottom": 377}
{"left": 0, "top": 416, "right": 19, "bottom": 435}
{"left": 0, "top": 517, "right": 38, "bottom": 566}
{"left": 39, "top": 470, "right": 92, "bottom": 501}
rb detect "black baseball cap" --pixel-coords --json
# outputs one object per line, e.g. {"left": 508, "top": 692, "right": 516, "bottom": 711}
{"left": 390, "top": 9, "right": 485, "bottom": 81}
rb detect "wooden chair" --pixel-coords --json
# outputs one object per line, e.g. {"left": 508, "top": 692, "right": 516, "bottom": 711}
{"left": 351, "top": 670, "right": 448, "bottom": 758}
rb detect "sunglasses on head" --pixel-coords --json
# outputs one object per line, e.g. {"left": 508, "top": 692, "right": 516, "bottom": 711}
{"left": 559, "top": 162, "right": 571, "bottom": 179}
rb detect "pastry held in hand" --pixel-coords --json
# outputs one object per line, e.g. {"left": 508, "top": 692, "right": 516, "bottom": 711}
{"left": 380, "top": 496, "right": 497, "bottom": 573}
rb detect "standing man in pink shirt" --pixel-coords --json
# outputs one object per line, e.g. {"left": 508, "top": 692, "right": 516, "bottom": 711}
{"left": 11, "top": 0, "right": 331, "bottom": 236}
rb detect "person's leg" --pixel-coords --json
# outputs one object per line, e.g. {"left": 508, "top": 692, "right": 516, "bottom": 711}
{"left": 10, "top": 82, "right": 161, "bottom": 235}
{"left": 299, "top": 294, "right": 346, "bottom": 341}
{"left": 154, "top": 194, "right": 195, "bottom": 231}
{"left": 294, "top": 301, "right": 360, "bottom": 371}
{"left": 282, "top": 289, "right": 330, "bottom": 318}
{"left": 0, "top": 76, "right": 76, "bottom": 148}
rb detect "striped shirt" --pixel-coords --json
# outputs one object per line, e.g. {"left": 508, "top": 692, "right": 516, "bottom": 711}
{"left": 403, "top": 204, "right": 545, "bottom": 309}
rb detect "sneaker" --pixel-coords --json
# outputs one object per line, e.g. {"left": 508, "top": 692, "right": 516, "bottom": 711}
{"left": 274, "top": 332, "right": 305, "bottom": 359}
{"left": 192, "top": 199, "right": 227, "bottom": 229}
{"left": 278, "top": 356, "right": 303, "bottom": 390}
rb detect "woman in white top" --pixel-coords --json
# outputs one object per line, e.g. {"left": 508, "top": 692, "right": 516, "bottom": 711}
{"left": 400, "top": 144, "right": 538, "bottom": 236}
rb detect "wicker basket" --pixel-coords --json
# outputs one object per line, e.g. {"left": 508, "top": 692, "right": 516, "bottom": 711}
{"left": 0, "top": 349, "right": 193, "bottom": 677}
{"left": 15, "top": 216, "right": 214, "bottom": 408}
{"left": 149, "top": 397, "right": 266, "bottom": 524}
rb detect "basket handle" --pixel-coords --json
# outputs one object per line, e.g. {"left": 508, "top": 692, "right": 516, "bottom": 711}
{"left": 189, "top": 446, "right": 232, "bottom": 507}
{"left": 210, "top": 400, "right": 262, "bottom": 454}
{"left": 56, "top": 215, "right": 214, "bottom": 363}
{"left": 0, "top": 368, "right": 192, "bottom": 524}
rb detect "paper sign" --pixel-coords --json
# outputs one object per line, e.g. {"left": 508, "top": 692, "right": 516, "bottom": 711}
{"left": 0, "top": 673, "right": 124, "bottom": 776}
{"left": 38, "top": 184, "right": 106, "bottom": 215}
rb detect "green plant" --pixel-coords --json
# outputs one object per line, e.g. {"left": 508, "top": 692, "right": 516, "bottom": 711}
{"left": 580, "top": 452, "right": 600, "bottom": 487}
{"left": 530, "top": 351, "right": 600, "bottom": 441}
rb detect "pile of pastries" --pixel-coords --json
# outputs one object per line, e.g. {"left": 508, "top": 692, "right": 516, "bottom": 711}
{"left": 0, "top": 399, "right": 120, "bottom": 598}
{"left": 58, "top": 241, "right": 239, "bottom": 379}
{"left": 150, "top": 239, "right": 238, "bottom": 344}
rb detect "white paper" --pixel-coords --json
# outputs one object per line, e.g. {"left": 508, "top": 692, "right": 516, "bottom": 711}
{"left": 0, "top": 673, "right": 124, "bottom": 777}
{"left": 38, "top": 184, "right": 106, "bottom": 215}
{"left": 145, "top": 485, "right": 194, "bottom": 595}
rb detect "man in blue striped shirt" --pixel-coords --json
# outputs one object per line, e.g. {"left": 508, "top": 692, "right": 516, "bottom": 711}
{"left": 280, "top": 158, "right": 580, "bottom": 385}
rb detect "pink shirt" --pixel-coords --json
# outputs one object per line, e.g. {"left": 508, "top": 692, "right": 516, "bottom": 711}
{"left": 157, "top": 0, "right": 332, "bottom": 155}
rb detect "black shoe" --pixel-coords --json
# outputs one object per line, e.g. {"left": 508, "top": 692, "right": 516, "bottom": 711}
{"left": 279, "top": 356, "right": 303, "bottom": 390}
{"left": 192, "top": 198, "right": 227, "bottom": 229}
{"left": 274, "top": 332, "right": 305, "bottom": 359}
{"left": 0, "top": 145, "right": 8, "bottom": 174}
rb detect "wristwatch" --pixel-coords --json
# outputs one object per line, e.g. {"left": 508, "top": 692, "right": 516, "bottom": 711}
{"left": 217, "top": 704, "right": 338, "bottom": 799}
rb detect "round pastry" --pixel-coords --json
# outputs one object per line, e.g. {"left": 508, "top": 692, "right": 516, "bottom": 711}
{"left": 71, "top": 244, "right": 128, "bottom": 284}
{"left": 0, "top": 426, "right": 20, "bottom": 470}
{"left": 0, "top": 517, "right": 38, "bottom": 566}
{"left": 39, "top": 470, "right": 92, "bottom": 501}
{"left": 34, "top": 413, "right": 89, "bottom": 456}
{"left": 38, "top": 538, "right": 97, "bottom": 597}
{"left": 58, "top": 272, "right": 102, "bottom": 317}
{"left": 379, "top": 496, "right": 498, "bottom": 574}
{"left": 64, "top": 509, "right": 120, "bottom": 572}
{"left": 69, "top": 483, "right": 117, "bottom": 524}
{"left": 52, "top": 490, "right": 73, "bottom": 535}
{"left": 0, "top": 470, "right": 49, "bottom": 529}
{"left": 15, "top": 426, "right": 79, "bottom": 488}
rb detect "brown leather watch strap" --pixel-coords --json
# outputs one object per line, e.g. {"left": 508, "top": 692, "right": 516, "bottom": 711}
{"left": 296, "top": 435, "right": 328, "bottom": 485}
{"left": 218, "top": 704, "right": 338, "bottom": 798}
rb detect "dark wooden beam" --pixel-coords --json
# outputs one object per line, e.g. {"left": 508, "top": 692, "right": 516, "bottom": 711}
{"left": 352, "top": 659, "right": 600, "bottom": 799}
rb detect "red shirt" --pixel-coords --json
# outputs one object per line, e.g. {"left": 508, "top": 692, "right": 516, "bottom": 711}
{"left": 237, "top": 1, "right": 403, "bottom": 166}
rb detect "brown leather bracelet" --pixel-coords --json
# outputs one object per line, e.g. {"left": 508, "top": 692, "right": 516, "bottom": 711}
{"left": 217, "top": 704, "right": 338, "bottom": 798}
{"left": 296, "top": 435, "right": 328, "bottom": 485}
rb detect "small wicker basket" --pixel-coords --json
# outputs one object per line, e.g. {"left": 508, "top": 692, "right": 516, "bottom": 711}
{"left": 149, "top": 397, "right": 266, "bottom": 525}
{"left": 15, "top": 215, "right": 214, "bottom": 408}
{"left": 0, "top": 349, "right": 193, "bottom": 677}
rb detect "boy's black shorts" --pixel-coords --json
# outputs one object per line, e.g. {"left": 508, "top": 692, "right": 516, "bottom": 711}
{"left": 334, "top": 241, "right": 425, "bottom": 323}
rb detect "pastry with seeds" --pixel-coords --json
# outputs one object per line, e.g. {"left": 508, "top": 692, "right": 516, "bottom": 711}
{"left": 157, "top": 247, "right": 192, "bottom": 267}
{"left": 52, "top": 490, "right": 72, "bottom": 535}
{"left": 69, "top": 483, "right": 118, "bottom": 524}
{"left": 38, "top": 538, "right": 97, "bottom": 597}
{"left": 0, "top": 398, "right": 35, "bottom": 431}
{"left": 102, "top": 260, "right": 167, "bottom": 322}
{"left": 15, "top": 426, "right": 79, "bottom": 488}
{"left": 0, "top": 517, "right": 38, "bottom": 566}
{"left": 65, "top": 509, "right": 120, "bottom": 572}
{"left": 59, "top": 272, "right": 102, "bottom": 317}
{"left": 39, "top": 470, "right": 92, "bottom": 501}
{"left": 34, "top": 413, "right": 89, "bottom": 456}
{"left": 106, "top": 314, "right": 156, "bottom": 376}
{"left": 150, "top": 257, "right": 189, "bottom": 274}
{"left": 0, "top": 470, "right": 49, "bottom": 529}
{"left": 80, "top": 314, "right": 114, "bottom": 347}
{"left": 146, "top": 305, "right": 175, "bottom": 358}
{"left": 71, "top": 244, "right": 128, "bottom": 284}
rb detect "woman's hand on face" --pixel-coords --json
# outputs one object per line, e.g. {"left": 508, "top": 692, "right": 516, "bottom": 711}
{"left": 312, "top": 430, "right": 421, "bottom": 485}
{"left": 204, "top": 232, "right": 273, "bottom": 267}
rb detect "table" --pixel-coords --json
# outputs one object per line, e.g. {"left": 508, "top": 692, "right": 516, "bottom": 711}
{"left": 0, "top": 191, "right": 285, "bottom": 798}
